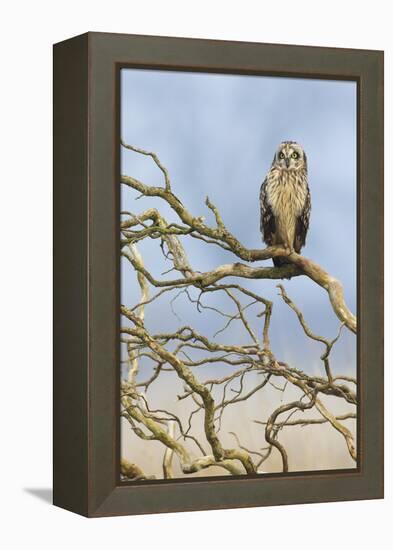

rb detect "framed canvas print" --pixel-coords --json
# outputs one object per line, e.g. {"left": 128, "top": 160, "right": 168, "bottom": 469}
{"left": 53, "top": 32, "right": 384, "bottom": 517}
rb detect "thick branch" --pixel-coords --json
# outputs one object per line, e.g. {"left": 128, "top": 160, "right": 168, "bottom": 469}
{"left": 121, "top": 170, "right": 356, "bottom": 332}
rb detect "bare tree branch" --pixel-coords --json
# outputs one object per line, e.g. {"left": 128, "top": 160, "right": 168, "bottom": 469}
{"left": 120, "top": 145, "right": 356, "bottom": 334}
{"left": 120, "top": 143, "right": 357, "bottom": 478}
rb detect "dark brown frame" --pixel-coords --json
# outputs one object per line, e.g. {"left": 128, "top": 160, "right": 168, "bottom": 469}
{"left": 53, "top": 32, "right": 384, "bottom": 517}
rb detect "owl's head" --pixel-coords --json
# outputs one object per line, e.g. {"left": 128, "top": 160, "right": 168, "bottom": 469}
{"left": 273, "top": 141, "right": 307, "bottom": 171}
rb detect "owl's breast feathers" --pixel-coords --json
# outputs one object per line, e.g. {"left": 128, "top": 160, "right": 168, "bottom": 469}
{"left": 260, "top": 167, "right": 311, "bottom": 254}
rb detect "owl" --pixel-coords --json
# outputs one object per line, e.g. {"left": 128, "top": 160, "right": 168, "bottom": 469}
{"left": 259, "top": 141, "right": 311, "bottom": 267}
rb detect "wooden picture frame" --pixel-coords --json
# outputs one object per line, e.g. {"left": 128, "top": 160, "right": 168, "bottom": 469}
{"left": 53, "top": 32, "right": 384, "bottom": 517}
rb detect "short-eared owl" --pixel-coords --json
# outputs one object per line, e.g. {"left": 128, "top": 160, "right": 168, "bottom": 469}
{"left": 260, "top": 141, "right": 311, "bottom": 267}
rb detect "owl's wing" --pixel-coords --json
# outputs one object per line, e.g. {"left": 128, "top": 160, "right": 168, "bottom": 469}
{"left": 259, "top": 178, "right": 275, "bottom": 245}
{"left": 295, "top": 186, "right": 311, "bottom": 252}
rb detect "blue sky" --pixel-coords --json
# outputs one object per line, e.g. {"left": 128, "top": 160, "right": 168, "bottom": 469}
{"left": 120, "top": 68, "right": 356, "bottom": 378}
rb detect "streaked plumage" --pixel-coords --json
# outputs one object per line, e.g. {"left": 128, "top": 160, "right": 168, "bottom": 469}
{"left": 260, "top": 141, "right": 311, "bottom": 266}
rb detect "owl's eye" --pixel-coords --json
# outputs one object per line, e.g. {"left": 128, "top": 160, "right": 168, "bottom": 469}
{"left": 291, "top": 152, "right": 299, "bottom": 159}
{"left": 279, "top": 152, "right": 285, "bottom": 159}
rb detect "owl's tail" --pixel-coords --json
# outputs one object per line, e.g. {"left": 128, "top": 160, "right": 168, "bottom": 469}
{"left": 273, "top": 256, "right": 291, "bottom": 267}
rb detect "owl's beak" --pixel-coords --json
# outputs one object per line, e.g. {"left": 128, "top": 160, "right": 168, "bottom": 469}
{"left": 285, "top": 158, "right": 290, "bottom": 168}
